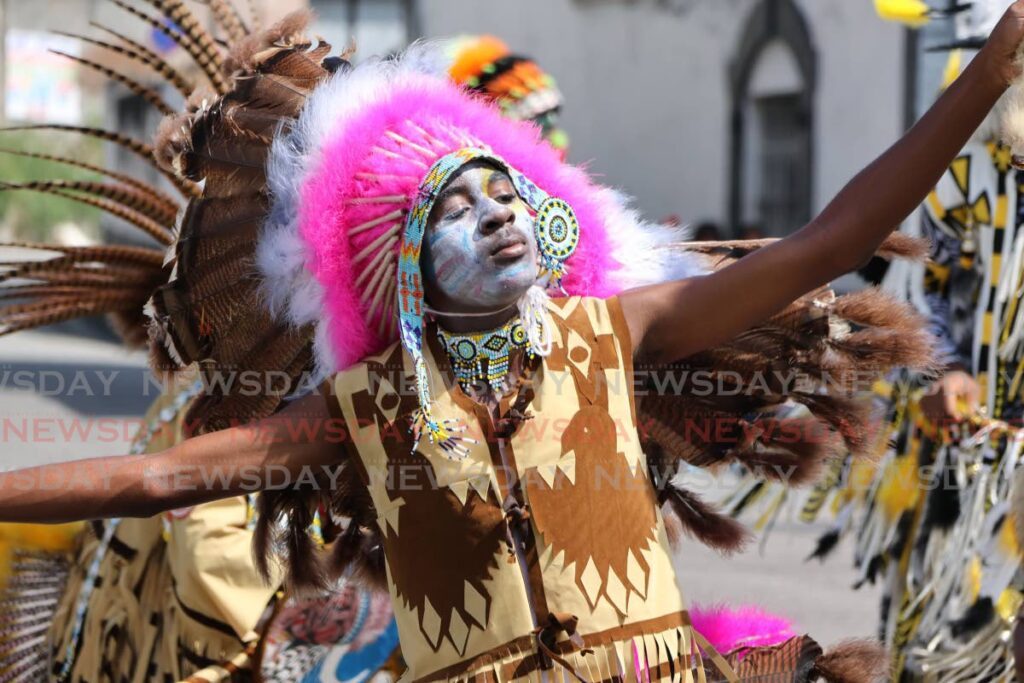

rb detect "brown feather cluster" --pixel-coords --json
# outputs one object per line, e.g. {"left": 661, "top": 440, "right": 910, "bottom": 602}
{"left": 635, "top": 236, "right": 936, "bottom": 549}
{"left": 222, "top": 9, "right": 317, "bottom": 75}
{"left": 661, "top": 484, "right": 751, "bottom": 554}
{"left": 148, "top": 14, "right": 334, "bottom": 433}
{"left": 812, "top": 639, "right": 890, "bottom": 683}
{"left": 0, "top": 0, "right": 266, "bottom": 349}
{"left": 253, "top": 461, "right": 389, "bottom": 594}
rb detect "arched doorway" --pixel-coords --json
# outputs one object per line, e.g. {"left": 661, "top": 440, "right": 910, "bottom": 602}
{"left": 728, "top": 0, "right": 816, "bottom": 237}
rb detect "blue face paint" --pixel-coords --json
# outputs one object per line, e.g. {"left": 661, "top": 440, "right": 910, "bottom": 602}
{"left": 421, "top": 166, "right": 539, "bottom": 310}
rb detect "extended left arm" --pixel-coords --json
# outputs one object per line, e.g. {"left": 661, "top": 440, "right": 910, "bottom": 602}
{"left": 622, "top": 2, "right": 1024, "bottom": 364}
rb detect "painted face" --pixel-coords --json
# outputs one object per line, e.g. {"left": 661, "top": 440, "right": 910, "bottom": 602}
{"left": 421, "top": 163, "right": 539, "bottom": 312}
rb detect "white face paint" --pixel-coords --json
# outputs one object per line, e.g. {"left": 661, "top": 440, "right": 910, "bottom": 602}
{"left": 421, "top": 163, "right": 540, "bottom": 313}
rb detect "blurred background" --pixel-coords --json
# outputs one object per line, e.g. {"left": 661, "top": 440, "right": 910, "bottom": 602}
{"left": 0, "top": 0, "right": 966, "bottom": 644}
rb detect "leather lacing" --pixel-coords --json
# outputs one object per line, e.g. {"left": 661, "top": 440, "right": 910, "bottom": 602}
{"left": 534, "top": 612, "right": 594, "bottom": 683}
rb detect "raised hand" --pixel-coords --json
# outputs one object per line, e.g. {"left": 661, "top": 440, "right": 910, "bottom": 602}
{"left": 977, "top": 1, "right": 1024, "bottom": 89}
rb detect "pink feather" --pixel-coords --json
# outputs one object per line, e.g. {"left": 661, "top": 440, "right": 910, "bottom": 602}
{"left": 690, "top": 603, "right": 797, "bottom": 655}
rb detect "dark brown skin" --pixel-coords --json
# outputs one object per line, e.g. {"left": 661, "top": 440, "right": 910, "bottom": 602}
{"left": 3, "top": 2, "right": 1024, "bottom": 524}
{"left": 0, "top": 392, "right": 338, "bottom": 523}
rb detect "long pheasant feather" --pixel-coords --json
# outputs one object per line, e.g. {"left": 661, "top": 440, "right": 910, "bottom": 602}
{"left": 0, "top": 147, "right": 180, "bottom": 211}
{"left": 141, "top": 0, "right": 225, "bottom": 64}
{"left": 195, "top": 0, "right": 249, "bottom": 44}
{"left": 109, "top": 0, "right": 228, "bottom": 94}
{"left": 49, "top": 49, "right": 175, "bottom": 116}
{"left": 0, "top": 181, "right": 176, "bottom": 229}
{"left": 0, "top": 124, "right": 200, "bottom": 197}
{"left": 0, "top": 183, "right": 173, "bottom": 245}
{"left": 0, "top": 242, "right": 165, "bottom": 268}
{"left": 54, "top": 29, "right": 193, "bottom": 99}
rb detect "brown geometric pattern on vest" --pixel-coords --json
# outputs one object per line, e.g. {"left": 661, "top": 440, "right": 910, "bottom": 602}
{"left": 379, "top": 452, "right": 506, "bottom": 656}
{"left": 526, "top": 404, "right": 659, "bottom": 617}
{"left": 544, "top": 299, "right": 621, "bottom": 406}
{"left": 350, "top": 346, "right": 506, "bottom": 656}
{"left": 350, "top": 345, "right": 414, "bottom": 444}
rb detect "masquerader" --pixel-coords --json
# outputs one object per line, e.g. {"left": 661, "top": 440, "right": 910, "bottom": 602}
{"left": 444, "top": 35, "right": 570, "bottom": 159}
{"left": 6, "top": 3, "right": 1024, "bottom": 681}
{"left": 0, "top": 17, "right": 774, "bottom": 680}
{"left": 871, "top": 3, "right": 1024, "bottom": 675}
{"left": 0, "top": 8, "right": 778, "bottom": 680}
{"left": 781, "top": 2, "right": 1024, "bottom": 679}
{"left": 0, "top": 5, "right": 400, "bottom": 682}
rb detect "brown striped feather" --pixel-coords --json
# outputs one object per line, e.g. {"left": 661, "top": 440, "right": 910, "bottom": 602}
{"left": 109, "top": 0, "right": 228, "bottom": 93}
{"left": 196, "top": 0, "right": 250, "bottom": 44}
{"left": 0, "top": 284, "right": 151, "bottom": 301}
{"left": 138, "top": 0, "right": 227, "bottom": 80}
{"left": 1, "top": 300, "right": 142, "bottom": 336}
{"left": 1, "top": 294, "right": 140, "bottom": 318}
{"left": 48, "top": 49, "right": 175, "bottom": 116}
{"left": 1, "top": 123, "right": 152, "bottom": 160}
{"left": 0, "top": 242, "right": 165, "bottom": 267}
{"left": 51, "top": 31, "right": 187, "bottom": 102}
{"left": 88, "top": 21, "right": 194, "bottom": 97}
{"left": 0, "top": 183, "right": 173, "bottom": 244}
{"left": 0, "top": 180, "right": 177, "bottom": 226}
{"left": 0, "top": 147, "right": 180, "bottom": 211}
{"left": 0, "top": 123, "right": 199, "bottom": 197}
{"left": 1, "top": 262, "right": 161, "bottom": 288}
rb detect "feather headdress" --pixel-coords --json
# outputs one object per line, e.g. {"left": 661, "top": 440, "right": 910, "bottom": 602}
{"left": 257, "top": 44, "right": 700, "bottom": 377}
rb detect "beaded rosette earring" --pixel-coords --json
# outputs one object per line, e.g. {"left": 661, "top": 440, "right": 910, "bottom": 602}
{"left": 398, "top": 147, "right": 579, "bottom": 457}
{"left": 534, "top": 197, "right": 580, "bottom": 292}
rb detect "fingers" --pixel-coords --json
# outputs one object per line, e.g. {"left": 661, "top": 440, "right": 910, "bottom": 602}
{"left": 943, "top": 384, "right": 961, "bottom": 420}
{"left": 964, "top": 375, "right": 982, "bottom": 414}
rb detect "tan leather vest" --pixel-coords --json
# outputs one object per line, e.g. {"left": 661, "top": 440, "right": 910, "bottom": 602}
{"left": 329, "top": 297, "right": 720, "bottom": 682}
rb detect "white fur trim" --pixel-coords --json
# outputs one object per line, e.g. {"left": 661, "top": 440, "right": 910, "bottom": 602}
{"left": 599, "top": 188, "right": 709, "bottom": 288}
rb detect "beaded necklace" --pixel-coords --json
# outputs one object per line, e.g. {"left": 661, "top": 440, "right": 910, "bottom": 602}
{"left": 435, "top": 316, "right": 533, "bottom": 390}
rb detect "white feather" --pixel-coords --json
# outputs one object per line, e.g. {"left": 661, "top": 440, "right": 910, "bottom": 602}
{"left": 599, "top": 188, "right": 709, "bottom": 289}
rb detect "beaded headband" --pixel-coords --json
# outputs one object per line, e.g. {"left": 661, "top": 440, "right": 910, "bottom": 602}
{"left": 398, "top": 147, "right": 579, "bottom": 457}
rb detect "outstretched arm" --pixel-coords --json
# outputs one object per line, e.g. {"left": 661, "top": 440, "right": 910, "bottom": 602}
{"left": 622, "top": 2, "right": 1024, "bottom": 364}
{"left": 0, "top": 392, "right": 342, "bottom": 524}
